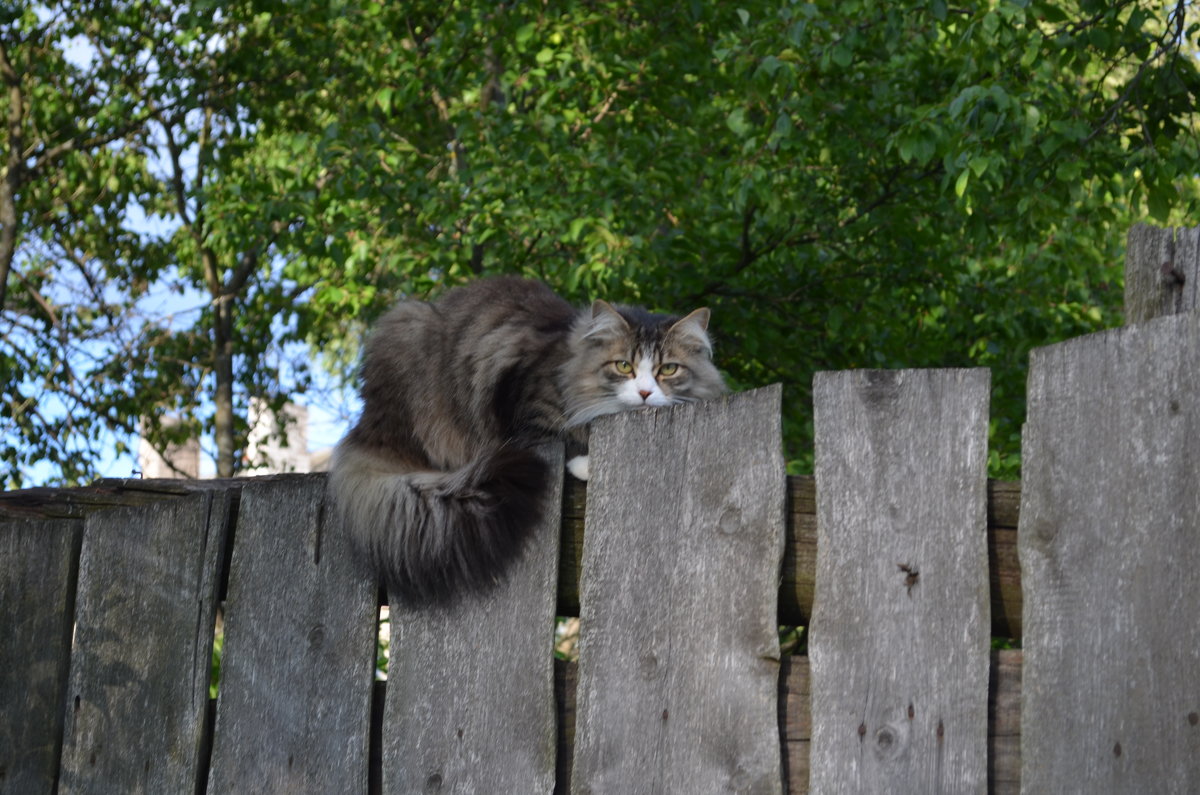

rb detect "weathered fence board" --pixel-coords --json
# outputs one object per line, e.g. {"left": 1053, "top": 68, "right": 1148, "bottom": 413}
{"left": 1125, "top": 224, "right": 1200, "bottom": 323}
{"left": 560, "top": 648, "right": 1022, "bottom": 795}
{"left": 571, "top": 385, "right": 786, "bottom": 794}
{"left": 1020, "top": 313, "right": 1200, "bottom": 792}
{"left": 988, "top": 650, "right": 1022, "bottom": 795}
{"left": 810, "top": 369, "right": 991, "bottom": 793}
{"left": 57, "top": 491, "right": 229, "bottom": 795}
{"left": 380, "top": 444, "right": 563, "bottom": 794}
{"left": 207, "top": 475, "right": 376, "bottom": 794}
{"left": 561, "top": 474, "right": 1023, "bottom": 638}
{"left": 0, "top": 519, "right": 80, "bottom": 795}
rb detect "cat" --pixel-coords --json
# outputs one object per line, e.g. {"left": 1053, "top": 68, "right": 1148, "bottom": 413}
{"left": 328, "top": 276, "right": 727, "bottom": 604}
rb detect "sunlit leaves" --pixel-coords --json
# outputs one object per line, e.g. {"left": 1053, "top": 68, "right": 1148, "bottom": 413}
{"left": 4, "top": 0, "right": 1199, "bottom": 485}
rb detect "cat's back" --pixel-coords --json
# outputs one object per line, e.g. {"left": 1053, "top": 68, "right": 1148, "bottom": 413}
{"left": 439, "top": 276, "right": 576, "bottom": 336}
{"left": 355, "top": 277, "right": 578, "bottom": 458}
{"left": 369, "top": 276, "right": 569, "bottom": 351}
{"left": 362, "top": 277, "right": 577, "bottom": 407}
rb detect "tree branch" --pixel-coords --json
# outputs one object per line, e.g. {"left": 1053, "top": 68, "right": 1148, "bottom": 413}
{"left": 11, "top": 266, "right": 61, "bottom": 328}
{"left": 0, "top": 38, "right": 24, "bottom": 312}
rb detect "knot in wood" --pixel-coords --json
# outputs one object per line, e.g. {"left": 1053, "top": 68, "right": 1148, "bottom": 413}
{"left": 717, "top": 504, "right": 742, "bottom": 536}
{"left": 874, "top": 726, "right": 896, "bottom": 757}
{"left": 638, "top": 652, "right": 660, "bottom": 680}
{"left": 1031, "top": 518, "right": 1058, "bottom": 546}
{"left": 307, "top": 624, "right": 326, "bottom": 649}
{"left": 873, "top": 710, "right": 907, "bottom": 763}
{"left": 872, "top": 721, "right": 909, "bottom": 761}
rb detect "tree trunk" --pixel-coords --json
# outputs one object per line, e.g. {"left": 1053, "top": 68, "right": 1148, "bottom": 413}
{"left": 0, "top": 40, "right": 25, "bottom": 313}
{"left": 212, "top": 294, "right": 236, "bottom": 477}
{"left": 0, "top": 175, "right": 17, "bottom": 313}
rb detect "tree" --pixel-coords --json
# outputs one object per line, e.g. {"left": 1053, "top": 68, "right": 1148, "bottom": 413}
{"left": 0, "top": 4, "right": 167, "bottom": 483}
{"left": 307, "top": 0, "right": 1199, "bottom": 475}
{"left": 2, "top": 0, "right": 364, "bottom": 483}
{"left": 4, "top": 0, "right": 1198, "bottom": 486}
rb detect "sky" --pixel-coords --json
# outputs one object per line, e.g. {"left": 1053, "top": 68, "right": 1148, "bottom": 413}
{"left": 12, "top": 29, "right": 358, "bottom": 484}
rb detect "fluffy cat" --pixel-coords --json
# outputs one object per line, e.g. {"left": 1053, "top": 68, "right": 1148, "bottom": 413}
{"left": 328, "top": 276, "right": 727, "bottom": 604}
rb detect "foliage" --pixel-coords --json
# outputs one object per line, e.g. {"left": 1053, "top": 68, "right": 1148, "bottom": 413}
{"left": 210, "top": 624, "right": 223, "bottom": 699}
{"left": 3, "top": 0, "right": 1199, "bottom": 486}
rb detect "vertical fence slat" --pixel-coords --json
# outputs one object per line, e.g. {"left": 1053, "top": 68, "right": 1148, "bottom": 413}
{"left": 1125, "top": 224, "right": 1200, "bottom": 323}
{"left": 58, "top": 491, "right": 229, "bottom": 794}
{"left": 382, "top": 443, "right": 563, "bottom": 794}
{"left": 1020, "top": 314, "right": 1200, "bottom": 792}
{"left": 207, "top": 475, "right": 376, "bottom": 794}
{"left": 810, "top": 369, "right": 991, "bottom": 793}
{"left": 571, "top": 385, "right": 786, "bottom": 794}
{"left": 0, "top": 519, "right": 80, "bottom": 795}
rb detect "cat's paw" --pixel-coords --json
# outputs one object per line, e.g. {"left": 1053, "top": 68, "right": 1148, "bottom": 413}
{"left": 566, "top": 455, "right": 590, "bottom": 481}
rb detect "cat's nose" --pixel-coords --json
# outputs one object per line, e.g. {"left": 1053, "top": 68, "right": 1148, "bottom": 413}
{"left": 638, "top": 389, "right": 652, "bottom": 400}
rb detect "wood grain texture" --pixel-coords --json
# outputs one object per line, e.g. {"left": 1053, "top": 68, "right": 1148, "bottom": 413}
{"left": 561, "top": 475, "right": 1022, "bottom": 638}
{"left": 988, "top": 650, "right": 1022, "bottom": 795}
{"left": 207, "top": 474, "right": 377, "bottom": 794}
{"left": 557, "top": 650, "right": 1023, "bottom": 794}
{"left": 1125, "top": 224, "right": 1200, "bottom": 323}
{"left": 810, "top": 369, "right": 991, "bottom": 793}
{"left": 6, "top": 470, "right": 1023, "bottom": 637}
{"left": 1020, "top": 314, "right": 1200, "bottom": 792}
{"left": 0, "top": 476, "right": 256, "bottom": 522}
{"left": 0, "top": 519, "right": 81, "bottom": 795}
{"left": 571, "top": 386, "right": 786, "bottom": 794}
{"left": 58, "top": 491, "right": 230, "bottom": 795}
{"left": 381, "top": 443, "right": 562, "bottom": 795}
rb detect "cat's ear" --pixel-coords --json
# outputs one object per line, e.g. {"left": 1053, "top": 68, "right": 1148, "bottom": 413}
{"left": 668, "top": 308, "right": 713, "bottom": 356}
{"left": 581, "top": 299, "right": 630, "bottom": 341}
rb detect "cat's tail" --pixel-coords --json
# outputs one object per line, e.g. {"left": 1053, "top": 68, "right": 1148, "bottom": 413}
{"left": 328, "top": 443, "right": 549, "bottom": 605}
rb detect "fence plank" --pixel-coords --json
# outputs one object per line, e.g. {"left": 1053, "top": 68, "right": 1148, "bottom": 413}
{"left": 561, "top": 475, "right": 1022, "bottom": 639}
{"left": 1020, "top": 314, "right": 1200, "bottom": 792}
{"left": 58, "top": 491, "right": 230, "bottom": 794}
{"left": 382, "top": 444, "right": 563, "bottom": 794}
{"left": 1125, "top": 224, "right": 1200, "bottom": 323}
{"left": 0, "top": 519, "right": 80, "bottom": 795}
{"left": 559, "top": 650, "right": 1022, "bottom": 794}
{"left": 571, "top": 385, "right": 786, "bottom": 794}
{"left": 207, "top": 474, "right": 377, "bottom": 794}
{"left": 810, "top": 369, "right": 991, "bottom": 793}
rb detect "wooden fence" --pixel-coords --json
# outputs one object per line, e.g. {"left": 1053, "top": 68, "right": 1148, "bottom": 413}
{"left": 2, "top": 224, "right": 1198, "bottom": 794}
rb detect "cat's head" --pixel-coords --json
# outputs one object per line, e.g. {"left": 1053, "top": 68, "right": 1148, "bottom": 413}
{"left": 561, "top": 299, "right": 728, "bottom": 428}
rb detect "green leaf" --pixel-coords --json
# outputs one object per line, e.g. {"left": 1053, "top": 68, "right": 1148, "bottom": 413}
{"left": 955, "top": 168, "right": 971, "bottom": 198}
{"left": 375, "top": 87, "right": 393, "bottom": 114}
{"left": 567, "top": 216, "right": 588, "bottom": 242}
{"left": 1148, "top": 184, "right": 1173, "bottom": 223}
{"left": 515, "top": 22, "right": 537, "bottom": 47}
{"left": 726, "top": 107, "right": 750, "bottom": 137}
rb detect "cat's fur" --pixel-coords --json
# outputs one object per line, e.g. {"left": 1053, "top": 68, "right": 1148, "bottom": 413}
{"left": 328, "top": 276, "right": 727, "bottom": 604}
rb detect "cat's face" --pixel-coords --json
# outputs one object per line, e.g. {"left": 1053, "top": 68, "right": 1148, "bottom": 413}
{"left": 561, "top": 300, "right": 727, "bottom": 428}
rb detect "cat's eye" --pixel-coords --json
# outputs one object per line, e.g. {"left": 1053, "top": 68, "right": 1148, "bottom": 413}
{"left": 613, "top": 360, "right": 634, "bottom": 375}
{"left": 659, "top": 363, "right": 680, "bottom": 376}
